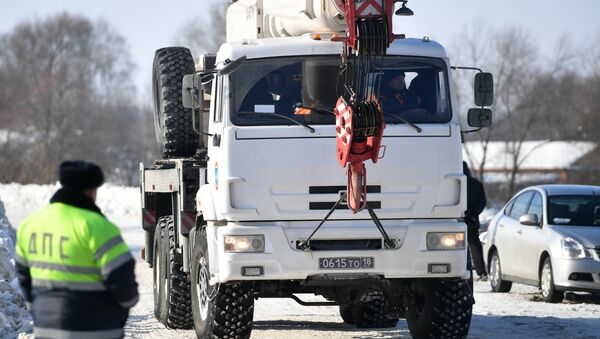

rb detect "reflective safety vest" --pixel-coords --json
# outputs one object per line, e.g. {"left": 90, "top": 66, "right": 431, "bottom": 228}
{"left": 16, "top": 202, "right": 132, "bottom": 292}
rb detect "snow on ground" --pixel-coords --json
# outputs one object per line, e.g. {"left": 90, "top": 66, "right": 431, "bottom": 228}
{"left": 2, "top": 183, "right": 600, "bottom": 338}
{"left": 0, "top": 197, "right": 32, "bottom": 339}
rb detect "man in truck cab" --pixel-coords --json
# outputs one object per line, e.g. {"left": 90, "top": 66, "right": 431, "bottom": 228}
{"left": 378, "top": 71, "right": 417, "bottom": 113}
{"left": 15, "top": 160, "right": 138, "bottom": 339}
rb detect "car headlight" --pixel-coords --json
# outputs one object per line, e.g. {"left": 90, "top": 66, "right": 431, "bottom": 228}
{"left": 426, "top": 232, "right": 465, "bottom": 250}
{"left": 561, "top": 237, "right": 591, "bottom": 259}
{"left": 224, "top": 235, "right": 265, "bottom": 253}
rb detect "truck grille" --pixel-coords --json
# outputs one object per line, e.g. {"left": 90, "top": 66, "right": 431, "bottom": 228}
{"left": 308, "top": 185, "right": 381, "bottom": 210}
{"left": 295, "top": 239, "right": 382, "bottom": 251}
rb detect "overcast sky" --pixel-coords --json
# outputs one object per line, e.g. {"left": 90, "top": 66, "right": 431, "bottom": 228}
{"left": 2, "top": 0, "right": 599, "bottom": 99}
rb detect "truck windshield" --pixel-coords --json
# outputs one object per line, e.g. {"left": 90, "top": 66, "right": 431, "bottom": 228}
{"left": 230, "top": 56, "right": 452, "bottom": 127}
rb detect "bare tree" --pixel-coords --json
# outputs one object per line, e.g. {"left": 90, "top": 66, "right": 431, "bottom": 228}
{"left": 450, "top": 22, "right": 495, "bottom": 182}
{"left": 499, "top": 30, "right": 576, "bottom": 196}
{"left": 0, "top": 12, "right": 153, "bottom": 185}
{"left": 173, "top": 1, "right": 226, "bottom": 58}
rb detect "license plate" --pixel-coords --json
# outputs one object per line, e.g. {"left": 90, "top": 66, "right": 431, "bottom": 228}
{"left": 319, "top": 257, "right": 374, "bottom": 269}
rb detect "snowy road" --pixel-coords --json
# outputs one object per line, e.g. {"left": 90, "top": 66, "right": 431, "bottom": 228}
{"left": 120, "top": 223, "right": 600, "bottom": 339}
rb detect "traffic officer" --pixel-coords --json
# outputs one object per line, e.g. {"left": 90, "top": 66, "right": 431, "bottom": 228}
{"left": 15, "top": 160, "right": 138, "bottom": 338}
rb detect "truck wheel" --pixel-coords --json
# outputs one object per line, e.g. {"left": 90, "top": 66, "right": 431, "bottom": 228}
{"left": 152, "top": 47, "right": 198, "bottom": 158}
{"left": 190, "top": 228, "right": 255, "bottom": 338}
{"left": 352, "top": 292, "right": 399, "bottom": 328}
{"left": 489, "top": 250, "right": 512, "bottom": 293}
{"left": 152, "top": 223, "right": 163, "bottom": 321}
{"left": 154, "top": 216, "right": 193, "bottom": 329}
{"left": 339, "top": 305, "right": 355, "bottom": 325}
{"left": 405, "top": 279, "right": 473, "bottom": 339}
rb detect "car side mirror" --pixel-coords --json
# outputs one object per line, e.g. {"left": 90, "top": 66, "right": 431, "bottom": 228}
{"left": 467, "top": 108, "right": 492, "bottom": 127}
{"left": 474, "top": 72, "right": 494, "bottom": 107}
{"left": 519, "top": 213, "right": 539, "bottom": 226}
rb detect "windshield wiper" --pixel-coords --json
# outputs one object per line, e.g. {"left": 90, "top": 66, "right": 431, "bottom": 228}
{"left": 383, "top": 111, "right": 422, "bottom": 133}
{"left": 239, "top": 111, "right": 315, "bottom": 133}
{"left": 294, "top": 105, "right": 335, "bottom": 116}
{"left": 295, "top": 105, "right": 421, "bottom": 133}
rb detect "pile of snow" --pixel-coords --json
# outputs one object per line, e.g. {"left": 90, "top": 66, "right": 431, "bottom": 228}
{"left": 0, "top": 198, "right": 33, "bottom": 338}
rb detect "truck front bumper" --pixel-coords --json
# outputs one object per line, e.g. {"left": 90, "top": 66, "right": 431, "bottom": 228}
{"left": 206, "top": 220, "right": 469, "bottom": 284}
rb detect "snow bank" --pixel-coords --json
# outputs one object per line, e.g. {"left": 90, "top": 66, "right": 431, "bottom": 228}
{"left": 0, "top": 198, "right": 33, "bottom": 338}
{"left": 0, "top": 183, "right": 140, "bottom": 227}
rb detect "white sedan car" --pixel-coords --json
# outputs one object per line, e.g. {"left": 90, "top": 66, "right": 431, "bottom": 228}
{"left": 482, "top": 185, "right": 600, "bottom": 303}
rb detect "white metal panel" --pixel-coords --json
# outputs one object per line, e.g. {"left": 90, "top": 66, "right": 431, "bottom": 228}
{"left": 143, "top": 168, "right": 179, "bottom": 192}
{"left": 216, "top": 37, "right": 448, "bottom": 66}
{"left": 227, "top": 0, "right": 345, "bottom": 41}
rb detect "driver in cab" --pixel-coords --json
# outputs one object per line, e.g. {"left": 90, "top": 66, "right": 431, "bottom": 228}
{"left": 378, "top": 71, "right": 417, "bottom": 113}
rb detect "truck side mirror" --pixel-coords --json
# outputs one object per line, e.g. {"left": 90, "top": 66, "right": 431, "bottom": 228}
{"left": 182, "top": 74, "right": 204, "bottom": 110}
{"left": 474, "top": 72, "right": 494, "bottom": 107}
{"left": 183, "top": 72, "right": 214, "bottom": 135}
{"left": 183, "top": 72, "right": 214, "bottom": 108}
{"left": 467, "top": 108, "right": 492, "bottom": 127}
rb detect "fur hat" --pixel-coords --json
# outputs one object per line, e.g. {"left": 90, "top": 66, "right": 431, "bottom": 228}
{"left": 59, "top": 160, "right": 104, "bottom": 190}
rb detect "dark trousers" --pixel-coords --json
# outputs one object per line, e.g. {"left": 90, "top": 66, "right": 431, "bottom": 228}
{"left": 466, "top": 219, "right": 486, "bottom": 276}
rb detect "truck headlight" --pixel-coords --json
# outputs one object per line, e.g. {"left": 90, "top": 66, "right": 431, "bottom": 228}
{"left": 561, "top": 237, "right": 591, "bottom": 259}
{"left": 224, "top": 235, "right": 265, "bottom": 253}
{"left": 426, "top": 232, "right": 465, "bottom": 250}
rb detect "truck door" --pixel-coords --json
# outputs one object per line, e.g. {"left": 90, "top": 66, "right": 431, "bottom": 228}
{"left": 207, "top": 75, "right": 226, "bottom": 210}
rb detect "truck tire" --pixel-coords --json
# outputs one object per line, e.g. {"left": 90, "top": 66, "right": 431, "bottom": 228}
{"left": 152, "top": 223, "right": 163, "bottom": 320}
{"left": 153, "top": 216, "right": 193, "bottom": 329}
{"left": 190, "top": 228, "right": 255, "bottom": 338}
{"left": 152, "top": 47, "right": 198, "bottom": 158}
{"left": 352, "top": 293, "right": 399, "bottom": 328}
{"left": 405, "top": 279, "right": 473, "bottom": 339}
{"left": 339, "top": 305, "right": 355, "bottom": 325}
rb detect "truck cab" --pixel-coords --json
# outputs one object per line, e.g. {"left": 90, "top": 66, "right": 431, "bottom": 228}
{"left": 202, "top": 36, "right": 468, "bottom": 283}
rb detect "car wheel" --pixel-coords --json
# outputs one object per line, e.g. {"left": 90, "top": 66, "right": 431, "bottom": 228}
{"left": 489, "top": 250, "right": 512, "bottom": 293}
{"left": 540, "top": 257, "right": 564, "bottom": 303}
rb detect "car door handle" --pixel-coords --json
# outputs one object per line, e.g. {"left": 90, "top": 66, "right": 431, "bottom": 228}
{"left": 499, "top": 224, "right": 505, "bottom": 228}
{"left": 517, "top": 229, "right": 523, "bottom": 234}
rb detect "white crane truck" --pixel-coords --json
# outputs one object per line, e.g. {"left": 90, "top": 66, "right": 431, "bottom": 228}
{"left": 140, "top": 0, "right": 493, "bottom": 338}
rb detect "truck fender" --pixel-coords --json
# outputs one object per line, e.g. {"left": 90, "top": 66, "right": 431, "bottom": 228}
{"left": 196, "top": 184, "right": 217, "bottom": 221}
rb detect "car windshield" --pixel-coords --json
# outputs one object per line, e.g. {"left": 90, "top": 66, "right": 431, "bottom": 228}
{"left": 230, "top": 55, "right": 452, "bottom": 127}
{"left": 548, "top": 195, "right": 600, "bottom": 226}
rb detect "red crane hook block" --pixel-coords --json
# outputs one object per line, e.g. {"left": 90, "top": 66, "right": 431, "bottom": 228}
{"left": 334, "top": 97, "right": 385, "bottom": 213}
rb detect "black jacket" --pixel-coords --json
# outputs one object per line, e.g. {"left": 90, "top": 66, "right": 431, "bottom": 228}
{"left": 465, "top": 175, "right": 487, "bottom": 226}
